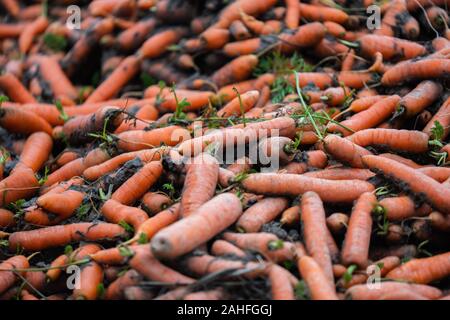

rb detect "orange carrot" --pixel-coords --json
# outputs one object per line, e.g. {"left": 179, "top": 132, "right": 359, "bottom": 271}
{"left": 140, "top": 192, "right": 173, "bottom": 215}
{"left": 299, "top": 3, "right": 348, "bottom": 24}
{"left": 0, "top": 73, "right": 36, "bottom": 103}
{"left": 217, "top": 90, "right": 259, "bottom": 117}
{"left": 8, "top": 222, "right": 126, "bottom": 251}
{"left": 382, "top": 58, "right": 450, "bottom": 85}
{"left": 423, "top": 97, "right": 450, "bottom": 140}
{"left": 0, "top": 255, "right": 29, "bottom": 295}
{"left": 116, "top": 18, "right": 156, "bottom": 51}
{"left": 285, "top": 0, "right": 300, "bottom": 29}
{"left": 346, "top": 282, "right": 442, "bottom": 300}
{"left": 379, "top": 196, "right": 431, "bottom": 221}
{"left": 211, "top": 239, "right": 247, "bottom": 258}
{"left": 236, "top": 197, "right": 288, "bottom": 232}
{"left": 398, "top": 81, "right": 443, "bottom": 118}
{"left": 105, "top": 269, "right": 142, "bottom": 300}
{"left": 297, "top": 256, "right": 338, "bottom": 300}
{"left": 101, "top": 199, "right": 149, "bottom": 231}
{"left": 242, "top": 173, "right": 374, "bottom": 203}
{"left": 180, "top": 153, "right": 219, "bottom": 217}
{"left": 137, "top": 27, "right": 189, "bottom": 59}
{"left": 111, "top": 161, "right": 163, "bottom": 205}
{"left": 386, "top": 252, "right": 450, "bottom": 284}
{"left": 0, "top": 105, "right": 53, "bottom": 135}
{"left": 362, "top": 155, "right": 450, "bottom": 214}
{"left": 19, "top": 15, "right": 49, "bottom": 54}
{"left": 341, "top": 192, "right": 377, "bottom": 268}
{"left": 117, "top": 126, "right": 190, "bottom": 151}
{"left": 0, "top": 167, "right": 39, "bottom": 207}
{"left": 211, "top": 54, "right": 259, "bottom": 87}
{"left": 152, "top": 193, "right": 242, "bottom": 259}
{"left": 14, "top": 132, "right": 53, "bottom": 173}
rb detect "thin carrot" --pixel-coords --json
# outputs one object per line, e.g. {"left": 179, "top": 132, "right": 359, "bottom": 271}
{"left": 362, "top": 155, "right": 450, "bottom": 214}
{"left": 8, "top": 222, "right": 126, "bottom": 251}
{"left": 242, "top": 173, "right": 374, "bottom": 203}
{"left": 341, "top": 192, "right": 377, "bottom": 268}
{"left": 285, "top": 0, "right": 300, "bottom": 29}
{"left": 297, "top": 256, "right": 338, "bottom": 300}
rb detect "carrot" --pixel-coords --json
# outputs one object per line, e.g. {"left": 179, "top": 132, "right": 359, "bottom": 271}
{"left": 37, "top": 189, "right": 84, "bottom": 219}
{"left": 184, "top": 288, "right": 227, "bottom": 300}
{"left": 129, "top": 245, "right": 194, "bottom": 283}
{"left": 213, "top": 0, "right": 278, "bottom": 29}
{"left": 152, "top": 193, "right": 242, "bottom": 259}
{"left": 425, "top": 6, "right": 448, "bottom": 31}
{"left": 418, "top": 167, "right": 450, "bottom": 183}
{"left": 105, "top": 270, "right": 142, "bottom": 300}
{"left": 423, "top": 97, "right": 450, "bottom": 140}
{"left": 137, "top": 27, "right": 188, "bottom": 59}
{"left": 298, "top": 3, "right": 348, "bottom": 24}
{"left": 0, "top": 255, "right": 29, "bottom": 295}
{"left": 1, "top": 0, "right": 20, "bottom": 17}
{"left": 0, "top": 209, "right": 14, "bottom": 228}
{"left": 242, "top": 173, "right": 374, "bottom": 203}
{"left": 284, "top": 0, "right": 300, "bottom": 29}
{"left": 116, "top": 18, "right": 156, "bottom": 51}
{"left": 279, "top": 22, "right": 327, "bottom": 54}
{"left": 0, "top": 73, "right": 36, "bottom": 104}
{"left": 240, "top": 13, "right": 281, "bottom": 35}
{"left": 0, "top": 105, "right": 53, "bottom": 135}
{"left": 101, "top": 199, "right": 149, "bottom": 231}
{"left": 348, "top": 129, "right": 430, "bottom": 153}
{"left": 229, "top": 20, "right": 251, "bottom": 40}
{"left": 211, "top": 54, "right": 259, "bottom": 87}
{"left": 14, "top": 132, "right": 53, "bottom": 173}
{"left": 346, "top": 282, "right": 442, "bottom": 300}
{"left": 117, "top": 125, "right": 190, "bottom": 151}
{"left": 217, "top": 90, "right": 259, "bottom": 117}
{"left": 268, "top": 264, "right": 295, "bottom": 300}
{"left": 398, "top": 81, "right": 443, "bottom": 118}
{"left": 180, "top": 153, "right": 218, "bottom": 217}
{"left": 157, "top": 89, "right": 214, "bottom": 112}
{"left": 379, "top": 196, "right": 431, "bottom": 221}
{"left": 297, "top": 256, "right": 338, "bottom": 300}
{"left": 237, "top": 197, "right": 288, "bottom": 232}
{"left": 111, "top": 161, "right": 162, "bottom": 205}
{"left": 140, "top": 192, "right": 172, "bottom": 216}
{"left": 185, "top": 253, "right": 266, "bottom": 279}
{"left": 19, "top": 15, "right": 49, "bottom": 54}
{"left": 386, "top": 252, "right": 450, "bottom": 284}
{"left": 62, "top": 18, "right": 115, "bottom": 75}
{"left": 0, "top": 167, "right": 39, "bottom": 207}
{"left": 300, "top": 191, "right": 335, "bottom": 285}
{"left": 381, "top": 58, "right": 450, "bottom": 85}
{"left": 362, "top": 155, "right": 450, "bottom": 214}
{"left": 280, "top": 205, "right": 300, "bottom": 226}
{"left": 429, "top": 211, "right": 450, "bottom": 232}
{"left": 199, "top": 28, "right": 230, "bottom": 50}
{"left": 85, "top": 55, "right": 141, "bottom": 103}
{"left": 356, "top": 34, "right": 426, "bottom": 61}
{"left": 8, "top": 222, "right": 126, "bottom": 251}
{"left": 328, "top": 95, "right": 401, "bottom": 136}
{"left": 222, "top": 232, "right": 296, "bottom": 263}
{"left": 259, "top": 136, "right": 296, "bottom": 165}
{"left": 73, "top": 260, "right": 103, "bottom": 300}
{"left": 61, "top": 106, "right": 124, "bottom": 145}
{"left": 304, "top": 168, "right": 374, "bottom": 181}
{"left": 326, "top": 213, "right": 348, "bottom": 236}
{"left": 211, "top": 239, "right": 247, "bottom": 258}
{"left": 83, "top": 148, "right": 165, "bottom": 180}
{"left": 341, "top": 192, "right": 377, "bottom": 268}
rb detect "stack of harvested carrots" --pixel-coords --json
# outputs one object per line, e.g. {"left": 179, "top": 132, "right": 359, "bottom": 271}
{"left": 0, "top": 0, "right": 449, "bottom": 301}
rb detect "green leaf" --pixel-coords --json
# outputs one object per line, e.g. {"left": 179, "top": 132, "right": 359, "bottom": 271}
{"left": 0, "top": 95, "right": 9, "bottom": 105}
{"left": 162, "top": 183, "right": 175, "bottom": 192}
{"left": 343, "top": 264, "right": 358, "bottom": 284}
{"left": 294, "top": 280, "right": 310, "bottom": 300}
{"left": 118, "top": 220, "right": 134, "bottom": 233}
{"left": 137, "top": 233, "right": 149, "bottom": 244}
{"left": 430, "top": 121, "right": 444, "bottom": 141}
{"left": 0, "top": 148, "right": 10, "bottom": 165}
{"left": 76, "top": 204, "right": 91, "bottom": 219}
{"left": 0, "top": 240, "right": 9, "bottom": 248}
{"left": 96, "top": 283, "right": 105, "bottom": 299}
{"left": 43, "top": 33, "right": 67, "bottom": 52}
{"left": 267, "top": 239, "right": 284, "bottom": 251}
{"left": 64, "top": 245, "right": 73, "bottom": 255}
{"left": 55, "top": 100, "right": 69, "bottom": 122}
{"left": 38, "top": 167, "right": 50, "bottom": 185}
{"left": 140, "top": 73, "right": 156, "bottom": 88}
{"left": 118, "top": 245, "right": 134, "bottom": 257}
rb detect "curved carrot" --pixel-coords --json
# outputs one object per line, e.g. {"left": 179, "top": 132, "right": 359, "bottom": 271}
{"left": 341, "top": 192, "right": 377, "bottom": 268}
{"left": 19, "top": 15, "right": 49, "bottom": 54}
{"left": 152, "top": 193, "right": 242, "bottom": 259}
{"left": 101, "top": 199, "right": 148, "bottom": 231}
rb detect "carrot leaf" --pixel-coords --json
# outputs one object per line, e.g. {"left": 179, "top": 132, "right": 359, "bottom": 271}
{"left": 137, "top": 233, "right": 149, "bottom": 244}
{"left": 55, "top": 100, "right": 69, "bottom": 122}
{"left": 76, "top": 204, "right": 91, "bottom": 220}
{"left": 429, "top": 121, "right": 444, "bottom": 149}
{"left": 64, "top": 245, "right": 73, "bottom": 256}
{"left": 118, "top": 245, "right": 134, "bottom": 257}
{"left": 97, "top": 283, "right": 105, "bottom": 299}
{"left": 0, "top": 95, "right": 9, "bottom": 105}
{"left": 267, "top": 239, "right": 284, "bottom": 251}
{"left": 38, "top": 166, "right": 50, "bottom": 185}
{"left": 343, "top": 264, "right": 358, "bottom": 283}
{"left": 294, "top": 280, "right": 310, "bottom": 300}
{"left": 118, "top": 221, "right": 134, "bottom": 234}
{"left": 43, "top": 33, "right": 67, "bottom": 52}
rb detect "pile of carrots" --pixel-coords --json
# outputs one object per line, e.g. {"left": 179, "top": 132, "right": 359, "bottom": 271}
{"left": 0, "top": 0, "right": 449, "bottom": 301}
